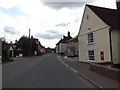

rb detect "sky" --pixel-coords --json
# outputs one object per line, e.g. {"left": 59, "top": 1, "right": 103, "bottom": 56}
{"left": 0, "top": 0, "right": 117, "bottom": 48}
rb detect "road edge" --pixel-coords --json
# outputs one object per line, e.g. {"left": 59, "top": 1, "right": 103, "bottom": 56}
{"left": 57, "top": 57, "right": 104, "bottom": 89}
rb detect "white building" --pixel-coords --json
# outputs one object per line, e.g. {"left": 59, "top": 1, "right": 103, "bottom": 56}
{"left": 78, "top": 1, "right": 120, "bottom": 64}
{"left": 56, "top": 32, "right": 72, "bottom": 55}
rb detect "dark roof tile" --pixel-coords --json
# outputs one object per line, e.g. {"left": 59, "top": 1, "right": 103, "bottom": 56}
{"left": 87, "top": 5, "right": 120, "bottom": 29}
{"left": 56, "top": 36, "right": 72, "bottom": 45}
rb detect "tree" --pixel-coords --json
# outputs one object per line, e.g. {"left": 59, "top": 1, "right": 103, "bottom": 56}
{"left": 16, "top": 36, "right": 38, "bottom": 56}
{"left": 16, "top": 36, "right": 31, "bottom": 56}
{"left": 2, "top": 40, "right": 12, "bottom": 62}
{"left": 31, "top": 39, "right": 38, "bottom": 55}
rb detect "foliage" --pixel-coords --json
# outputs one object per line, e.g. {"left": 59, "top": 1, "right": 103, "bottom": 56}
{"left": 16, "top": 36, "right": 38, "bottom": 56}
{"left": 2, "top": 41, "right": 12, "bottom": 62}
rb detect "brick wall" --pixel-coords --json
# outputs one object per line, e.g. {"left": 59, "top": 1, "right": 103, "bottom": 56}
{"left": 90, "top": 63, "right": 120, "bottom": 80}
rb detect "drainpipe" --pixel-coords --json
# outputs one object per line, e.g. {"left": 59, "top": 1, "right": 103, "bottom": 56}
{"left": 109, "top": 28, "right": 113, "bottom": 64}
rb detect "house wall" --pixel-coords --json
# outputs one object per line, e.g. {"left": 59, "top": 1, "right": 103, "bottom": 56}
{"left": 56, "top": 45, "right": 59, "bottom": 53}
{"left": 75, "top": 42, "right": 78, "bottom": 56}
{"left": 59, "top": 43, "right": 67, "bottom": 54}
{"left": 67, "top": 41, "right": 78, "bottom": 56}
{"left": 78, "top": 6, "right": 111, "bottom": 63}
{"left": 9, "top": 46, "right": 14, "bottom": 58}
{"left": 111, "top": 29, "right": 120, "bottom": 64}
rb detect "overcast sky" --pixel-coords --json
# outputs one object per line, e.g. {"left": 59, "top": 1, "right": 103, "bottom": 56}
{"left": 0, "top": 0, "right": 116, "bottom": 48}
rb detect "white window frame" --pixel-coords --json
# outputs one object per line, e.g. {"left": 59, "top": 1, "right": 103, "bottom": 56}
{"left": 88, "top": 50, "right": 95, "bottom": 61}
{"left": 87, "top": 32, "right": 94, "bottom": 44}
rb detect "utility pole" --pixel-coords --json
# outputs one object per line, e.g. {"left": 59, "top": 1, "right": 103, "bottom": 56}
{"left": 29, "top": 29, "right": 31, "bottom": 56}
{"left": 29, "top": 29, "right": 31, "bottom": 39}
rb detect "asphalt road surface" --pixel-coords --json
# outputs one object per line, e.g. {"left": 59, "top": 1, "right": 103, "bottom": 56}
{"left": 2, "top": 53, "right": 97, "bottom": 88}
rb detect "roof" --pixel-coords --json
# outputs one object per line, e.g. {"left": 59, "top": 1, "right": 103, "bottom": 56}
{"left": 87, "top": 5, "right": 120, "bottom": 29}
{"left": 66, "top": 36, "right": 78, "bottom": 43}
{"left": 56, "top": 36, "right": 72, "bottom": 45}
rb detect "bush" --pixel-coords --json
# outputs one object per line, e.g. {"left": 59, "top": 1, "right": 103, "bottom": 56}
{"left": 2, "top": 49, "right": 11, "bottom": 62}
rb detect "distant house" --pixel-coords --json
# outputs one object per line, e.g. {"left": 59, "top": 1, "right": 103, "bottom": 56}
{"left": 66, "top": 36, "right": 78, "bottom": 57}
{"left": 78, "top": 1, "right": 120, "bottom": 64}
{"left": 56, "top": 32, "right": 72, "bottom": 55}
{"left": 38, "top": 44, "right": 45, "bottom": 55}
{"left": 9, "top": 45, "right": 15, "bottom": 58}
{"left": 45, "top": 47, "right": 52, "bottom": 53}
{"left": 2, "top": 43, "right": 16, "bottom": 58}
{"left": 31, "top": 36, "right": 45, "bottom": 55}
{"left": 7, "top": 44, "right": 22, "bottom": 58}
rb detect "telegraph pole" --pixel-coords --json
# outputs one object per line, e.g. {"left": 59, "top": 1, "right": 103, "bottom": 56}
{"left": 29, "top": 29, "right": 31, "bottom": 39}
{"left": 29, "top": 29, "right": 31, "bottom": 56}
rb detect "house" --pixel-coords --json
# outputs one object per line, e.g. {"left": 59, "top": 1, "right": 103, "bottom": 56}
{"left": 66, "top": 36, "right": 78, "bottom": 57}
{"left": 56, "top": 32, "right": 72, "bottom": 55}
{"left": 2, "top": 42, "right": 15, "bottom": 58}
{"left": 45, "top": 47, "right": 52, "bottom": 53}
{"left": 78, "top": 1, "right": 120, "bottom": 64}
{"left": 7, "top": 44, "right": 22, "bottom": 58}
{"left": 31, "top": 36, "right": 45, "bottom": 55}
{"left": 38, "top": 44, "right": 45, "bottom": 55}
{"left": 9, "top": 45, "right": 15, "bottom": 58}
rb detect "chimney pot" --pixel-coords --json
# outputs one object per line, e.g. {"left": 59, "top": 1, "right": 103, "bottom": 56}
{"left": 68, "top": 31, "right": 70, "bottom": 37}
{"left": 116, "top": 0, "right": 120, "bottom": 10}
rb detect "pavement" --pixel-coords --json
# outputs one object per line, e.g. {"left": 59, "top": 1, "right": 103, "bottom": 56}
{"left": 57, "top": 54, "right": 120, "bottom": 89}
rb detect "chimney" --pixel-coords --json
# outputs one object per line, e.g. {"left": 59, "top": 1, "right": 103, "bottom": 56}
{"left": 68, "top": 31, "right": 70, "bottom": 37}
{"left": 31, "top": 35, "right": 33, "bottom": 39}
{"left": 116, "top": 0, "right": 120, "bottom": 10}
{"left": 63, "top": 35, "right": 65, "bottom": 39}
{"left": 15, "top": 40, "right": 17, "bottom": 43}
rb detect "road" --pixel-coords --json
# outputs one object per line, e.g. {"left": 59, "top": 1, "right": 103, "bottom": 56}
{"left": 2, "top": 53, "right": 97, "bottom": 88}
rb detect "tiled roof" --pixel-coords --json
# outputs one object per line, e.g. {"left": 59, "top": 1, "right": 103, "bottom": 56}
{"left": 87, "top": 5, "right": 120, "bottom": 29}
{"left": 66, "top": 36, "right": 78, "bottom": 43}
{"left": 56, "top": 36, "right": 72, "bottom": 45}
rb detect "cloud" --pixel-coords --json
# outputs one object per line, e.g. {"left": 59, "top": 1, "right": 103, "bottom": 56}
{"left": 4, "top": 26, "right": 19, "bottom": 35}
{"left": 35, "top": 32, "right": 63, "bottom": 39}
{"left": 42, "top": 0, "right": 96, "bottom": 9}
{"left": 42, "top": 2, "right": 85, "bottom": 9}
{"left": 55, "top": 22, "right": 70, "bottom": 27}
{"left": 46, "top": 30, "right": 60, "bottom": 34}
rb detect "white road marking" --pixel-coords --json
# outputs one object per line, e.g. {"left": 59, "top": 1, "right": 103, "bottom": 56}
{"left": 57, "top": 56, "right": 103, "bottom": 89}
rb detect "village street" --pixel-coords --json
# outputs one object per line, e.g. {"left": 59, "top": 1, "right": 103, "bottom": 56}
{"left": 2, "top": 53, "right": 97, "bottom": 88}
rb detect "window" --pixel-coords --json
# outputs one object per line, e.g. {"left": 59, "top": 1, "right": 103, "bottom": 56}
{"left": 88, "top": 50, "right": 95, "bottom": 61}
{"left": 87, "top": 32, "right": 94, "bottom": 44}
{"left": 86, "top": 15, "right": 89, "bottom": 19}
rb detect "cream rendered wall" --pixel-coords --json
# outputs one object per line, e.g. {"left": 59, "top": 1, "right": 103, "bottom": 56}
{"left": 59, "top": 43, "right": 67, "bottom": 54}
{"left": 59, "top": 43, "right": 62, "bottom": 53}
{"left": 78, "top": 6, "right": 111, "bottom": 63}
{"left": 111, "top": 29, "right": 120, "bottom": 64}
{"left": 67, "top": 41, "right": 78, "bottom": 56}
{"left": 75, "top": 42, "right": 78, "bottom": 56}
{"left": 56, "top": 45, "right": 59, "bottom": 53}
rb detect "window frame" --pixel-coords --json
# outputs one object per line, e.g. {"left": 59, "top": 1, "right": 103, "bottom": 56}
{"left": 88, "top": 50, "right": 95, "bottom": 61}
{"left": 87, "top": 32, "right": 94, "bottom": 44}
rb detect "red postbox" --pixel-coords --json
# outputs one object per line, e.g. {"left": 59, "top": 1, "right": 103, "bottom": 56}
{"left": 100, "top": 51, "right": 104, "bottom": 60}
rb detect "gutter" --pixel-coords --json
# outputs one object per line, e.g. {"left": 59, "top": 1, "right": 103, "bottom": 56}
{"left": 109, "top": 28, "right": 113, "bottom": 64}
